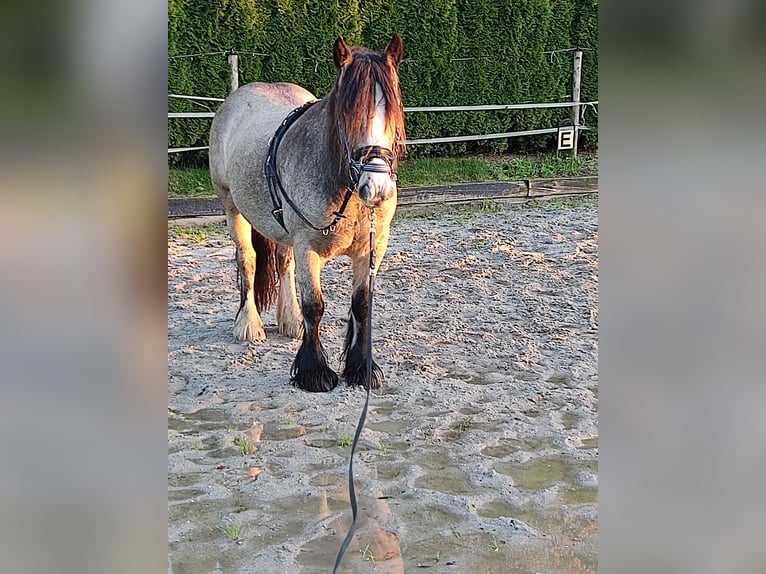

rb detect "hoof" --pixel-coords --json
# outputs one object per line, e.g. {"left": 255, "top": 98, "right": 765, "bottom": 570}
{"left": 277, "top": 300, "right": 303, "bottom": 339}
{"left": 291, "top": 364, "right": 339, "bottom": 393}
{"left": 233, "top": 308, "right": 266, "bottom": 342}
{"left": 343, "top": 360, "right": 384, "bottom": 390}
{"left": 278, "top": 319, "right": 304, "bottom": 339}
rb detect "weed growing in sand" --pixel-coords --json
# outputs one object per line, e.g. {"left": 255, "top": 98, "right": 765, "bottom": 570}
{"left": 173, "top": 225, "right": 208, "bottom": 242}
{"left": 172, "top": 223, "right": 225, "bottom": 243}
{"left": 450, "top": 525, "right": 461, "bottom": 539}
{"left": 489, "top": 535, "right": 499, "bottom": 552}
{"left": 455, "top": 416, "right": 473, "bottom": 434}
{"left": 451, "top": 211, "right": 474, "bottom": 226}
{"left": 359, "top": 544, "right": 375, "bottom": 564}
{"left": 525, "top": 195, "right": 598, "bottom": 210}
{"left": 233, "top": 436, "right": 256, "bottom": 456}
{"left": 479, "top": 198, "right": 504, "bottom": 214}
{"left": 218, "top": 524, "right": 241, "bottom": 543}
{"left": 286, "top": 415, "right": 297, "bottom": 425}
{"left": 379, "top": 442, "right": 387, "bottom": 455}
{"left": 337, "top": 435, "right": 352, "bottom": 447}
{"left": 417, "top": 550, "right": 440, "bottom": 567}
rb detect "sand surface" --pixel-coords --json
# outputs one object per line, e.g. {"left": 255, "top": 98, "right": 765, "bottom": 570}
{"left": 168, "top": 200, "right": 598, "bottom": 573}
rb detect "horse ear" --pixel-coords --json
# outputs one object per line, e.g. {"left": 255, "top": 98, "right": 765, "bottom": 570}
{"left": 333, "top": 36, "right": 353, "bottom": 69}
{"left": 384, "top": 33, "right": 403, "bottom": 69}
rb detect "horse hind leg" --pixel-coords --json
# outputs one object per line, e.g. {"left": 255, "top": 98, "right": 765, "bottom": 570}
{"left": 226, "top": 211, "right": 272, "bottom": 342}
{"left": 276, "top": 245, "right": 303, "bottom": 339}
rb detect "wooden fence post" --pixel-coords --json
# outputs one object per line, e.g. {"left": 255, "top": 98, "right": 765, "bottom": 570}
{"left": 228, "top": 53, "right": 239, "bottom": 93}
{"left": 572, "top": 50, "right": 583, "bottom": 157}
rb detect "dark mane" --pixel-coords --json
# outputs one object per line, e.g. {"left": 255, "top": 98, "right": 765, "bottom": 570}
{"left": 327, "top": 47, "right": 406, "bottom": 185}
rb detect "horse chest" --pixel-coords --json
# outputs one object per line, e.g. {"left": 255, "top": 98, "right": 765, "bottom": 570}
{"left": 307, "top": 225, "right": 357, "bottom": 259}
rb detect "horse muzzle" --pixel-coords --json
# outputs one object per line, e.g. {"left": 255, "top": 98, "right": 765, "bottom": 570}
{"left": 352, "top": 146, "right": 397, "bottom": 208}
{"left": 358, "top": 167, "right": 396, "bottom": 208}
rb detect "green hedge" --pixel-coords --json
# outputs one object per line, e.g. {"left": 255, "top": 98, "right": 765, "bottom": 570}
{"left": 168, "top": 0, "right": 597, "bottom": 166}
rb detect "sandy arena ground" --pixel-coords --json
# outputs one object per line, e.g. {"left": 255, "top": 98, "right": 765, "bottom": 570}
{"left": 168, "top": 198, "right": 598, "bottom": 573}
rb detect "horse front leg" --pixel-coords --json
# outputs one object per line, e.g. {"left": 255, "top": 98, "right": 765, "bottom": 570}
{"left": 342, "top": 254, "right": 384, "bottom": 389}
{"left": 290, "top": 248, "right": 338, "bottom": 392}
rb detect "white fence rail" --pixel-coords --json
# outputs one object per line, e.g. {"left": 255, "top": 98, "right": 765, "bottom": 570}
{"left": 404, "top": 101, "right": 593, "bottom": 112}
{"left": 169, "top": 112, "right": 216, "bottom": 118}
{"left": 168, "top": 100, "right": 598, "bottom": 119}
{"left": 169, "top": 94, "right": 225, "bottom": 102}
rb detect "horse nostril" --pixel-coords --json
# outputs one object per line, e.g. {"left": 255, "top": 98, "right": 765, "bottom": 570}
{"left": 358, "top": 185, "right": 381, "bottom": 208}
{"left": 358, "top": 174, "right": 396, "bottom": 207}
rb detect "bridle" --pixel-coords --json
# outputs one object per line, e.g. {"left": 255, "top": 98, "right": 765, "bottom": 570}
{"left": 339, "top": 122, "right": 398, "bottom": 182}
{"left": 265, "top": 100, "right": 398, "bottom": 235}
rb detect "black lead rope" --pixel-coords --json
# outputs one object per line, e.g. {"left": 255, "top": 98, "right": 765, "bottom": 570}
{"left": 332, "top": 209, "right": 377, "bottom": 574}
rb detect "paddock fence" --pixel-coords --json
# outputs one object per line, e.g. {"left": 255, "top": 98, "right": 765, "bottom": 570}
{"left": 168, "top": 94, "right": 598, "bottom": 153}
{"left": 169, "top": 48, "right": 596, "bottom": 155}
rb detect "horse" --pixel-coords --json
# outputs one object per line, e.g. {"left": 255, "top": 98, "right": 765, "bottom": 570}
{"left": 209, "top": 35, "right": 406, "bottom": 393}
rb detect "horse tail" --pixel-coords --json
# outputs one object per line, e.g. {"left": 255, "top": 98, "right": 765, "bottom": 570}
{"left": 252, "top": 229, "right": 278, "bottom": 313}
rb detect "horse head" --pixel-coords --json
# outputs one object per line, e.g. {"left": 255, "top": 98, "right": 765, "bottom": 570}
{"left": 331, "top": 34, "right": 406, "bottom": 209}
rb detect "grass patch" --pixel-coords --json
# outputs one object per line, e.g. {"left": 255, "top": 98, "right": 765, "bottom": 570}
{"left": 492, "top": 153, "right": 597, "bottom": 180}
{"left": 337, "top": 435, "right": 352, "bottom": 448}
{"left": 168, "top": 167, "right": 214, "bottom": 197}
{"left": 417, "top": 549, "right": 441, "bottom": 567}
{"left": 217, "top": 524, "right": 241, "bottom": 543}
{"left": 171, "top": 225, "right": 209, "bottom": 243}
{"left": 233, "top": 436, "right": 256, "bottom": 456}
{"left": 397, "top": 157, "right": 492, "bottom": 187}
{"left": 169, "top": 222, "right": 226, "bottom": 242}
{"left": 359, "top": 544, "right": 375, "bottom": 564}
{"left": 524, "top": 195, "right": 599, "bottom": 210}
{"left": 168, "top": 152, "right": 597, "bottom": 198}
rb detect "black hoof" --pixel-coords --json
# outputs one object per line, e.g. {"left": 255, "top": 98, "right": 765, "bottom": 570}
{"left": 291, "top": 364, "right": 339, "bottom": 392}
{"left": 343, "top": 360, "right": 384, "bottom": 390}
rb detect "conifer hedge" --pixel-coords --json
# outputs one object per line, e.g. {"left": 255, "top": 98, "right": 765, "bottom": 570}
{"left": 168, "top": 0, "right": 597, "bottom": 166}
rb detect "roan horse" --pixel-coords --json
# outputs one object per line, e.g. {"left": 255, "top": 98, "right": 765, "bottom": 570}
{"left": 209, "top": 35, "right": 405, "bottom": 393}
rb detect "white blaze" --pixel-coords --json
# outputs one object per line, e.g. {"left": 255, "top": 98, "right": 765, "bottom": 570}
{"left": 357, "top": 84, "right": 395, "bottom": 206}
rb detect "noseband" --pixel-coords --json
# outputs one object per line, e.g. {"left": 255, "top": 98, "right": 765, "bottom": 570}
{"left": 265, "top": 100, "right": 397, "bottom": 234}
{"left": 339, "top": 124, "right": 398, "bottom": 185}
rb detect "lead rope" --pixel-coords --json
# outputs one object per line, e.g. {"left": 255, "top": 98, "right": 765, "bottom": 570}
{"left": 332, "top": 208, "right": 376, "bottom": 574}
